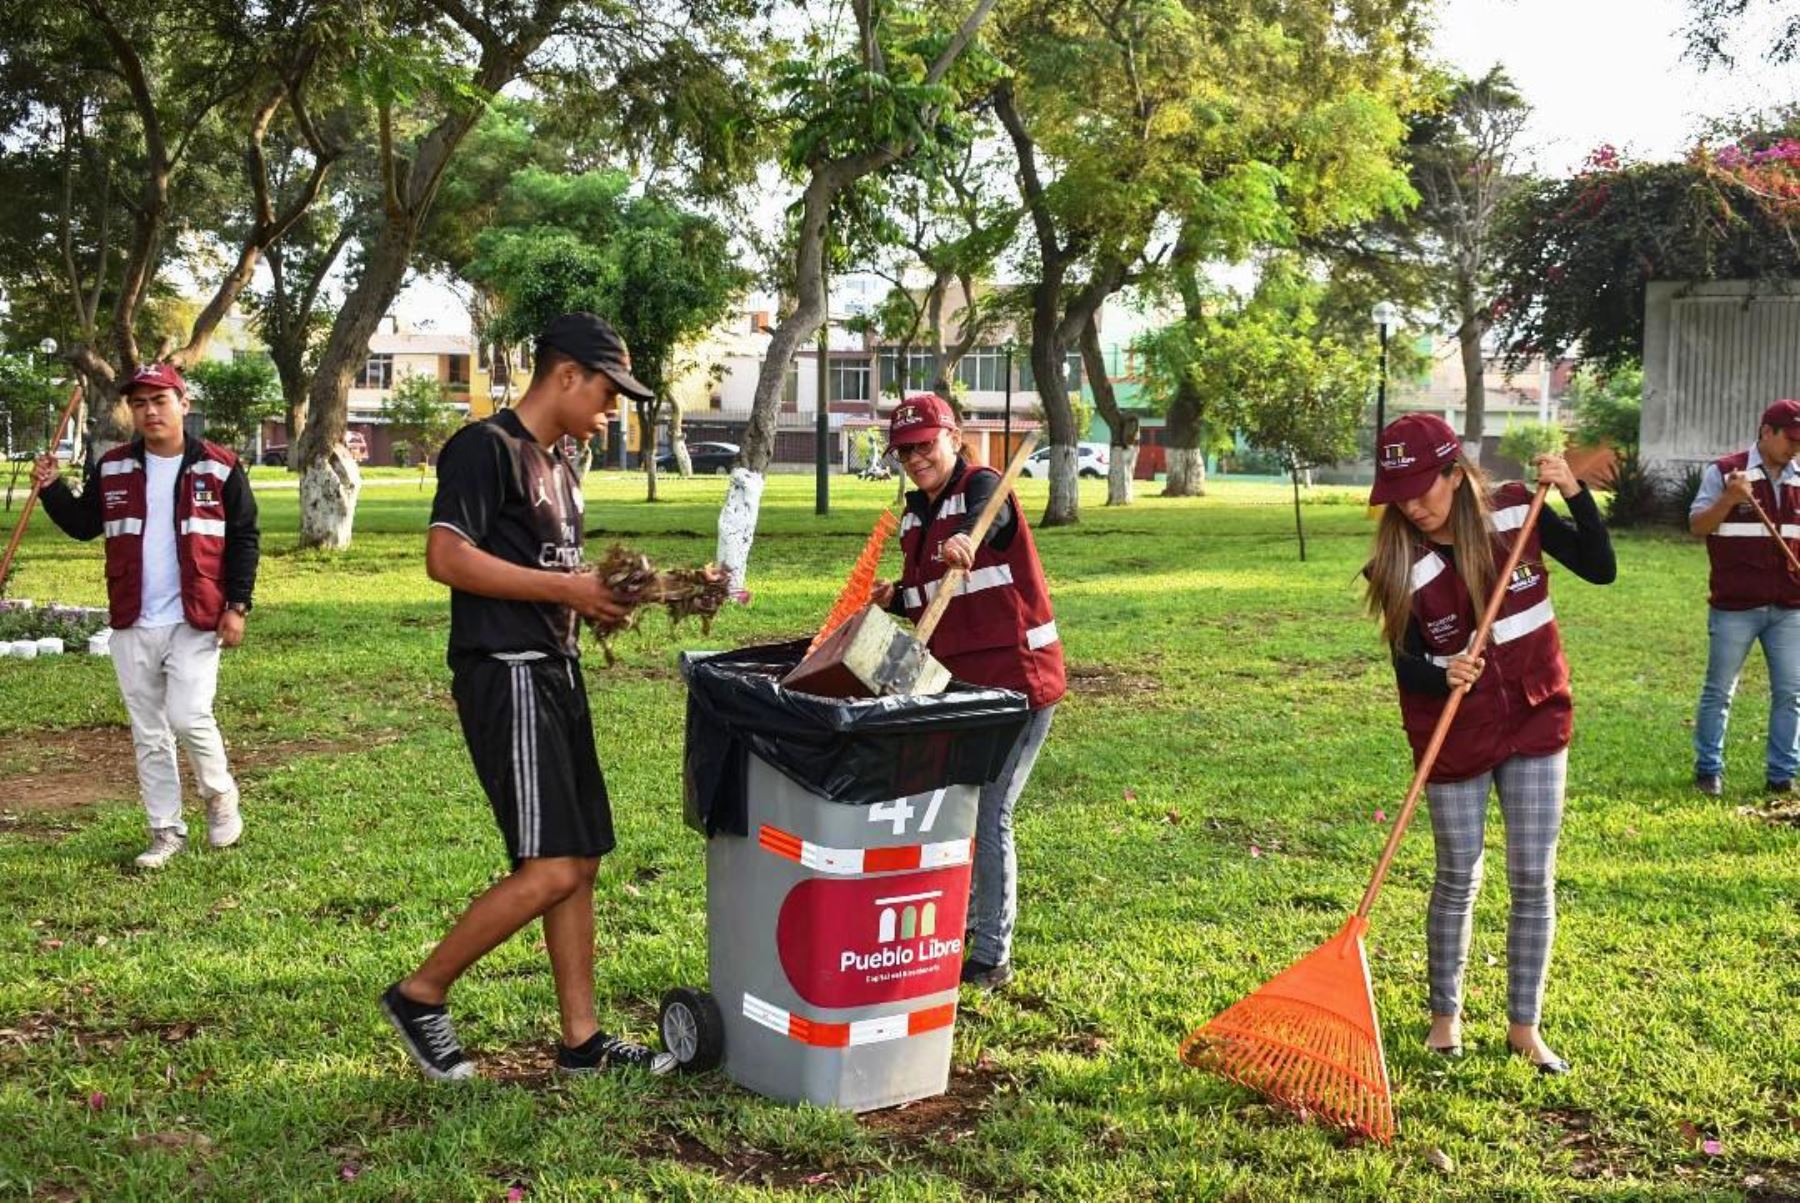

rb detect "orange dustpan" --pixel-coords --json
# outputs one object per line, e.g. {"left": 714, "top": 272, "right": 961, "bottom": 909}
{"left": 1182, "top": 482, "right": 1553, "bottom": 1144}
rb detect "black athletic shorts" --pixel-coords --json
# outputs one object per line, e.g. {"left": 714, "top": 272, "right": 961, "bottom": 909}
{"left": 451, "top": 653, "right": 615, "bottom": 866}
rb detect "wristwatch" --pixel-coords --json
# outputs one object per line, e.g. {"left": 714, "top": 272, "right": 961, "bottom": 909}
{"left": 226, "top": 602, "right": 251, "bottom": 616}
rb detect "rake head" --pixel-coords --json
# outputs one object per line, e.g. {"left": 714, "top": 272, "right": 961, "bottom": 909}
{"left": 1180, "top": 915, "right": 1394, "bottom": 1144}
{"left": 807, "top": 509, "right": 900, "bottom": 654}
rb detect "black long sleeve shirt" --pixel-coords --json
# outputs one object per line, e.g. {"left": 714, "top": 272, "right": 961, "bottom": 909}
{"left": 1394, "top": 485, "right": 1615, "bottom": 695}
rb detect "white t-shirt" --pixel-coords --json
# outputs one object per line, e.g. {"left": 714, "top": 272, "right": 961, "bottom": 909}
{"left": 137, "top": 451, "right": 186, "bottom": 627}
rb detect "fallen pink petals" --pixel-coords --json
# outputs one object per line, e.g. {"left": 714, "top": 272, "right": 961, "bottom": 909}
{"left": 1249, "top": 844, "right": 1264, "bottom": 858}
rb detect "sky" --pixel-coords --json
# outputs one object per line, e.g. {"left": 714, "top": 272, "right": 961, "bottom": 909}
{"left": 393, "top": 0, "right": 1800, "bottom": 333}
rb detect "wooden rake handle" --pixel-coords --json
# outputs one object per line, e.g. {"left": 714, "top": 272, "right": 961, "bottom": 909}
{"left": 0, "top": 384, "right": 83, "bottom": 595}
{"left": 1354, "top": 481, "right": 1553, "bottom": 919}
{"left": 1744, "top": 492, "right": 1800, "bottom": 579}
{"left": 912, "top": 431, "right": 1041, "bottom": 646}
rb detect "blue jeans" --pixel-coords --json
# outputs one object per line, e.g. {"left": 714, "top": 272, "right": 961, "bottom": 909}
{"left": 1693, "top": 605, "right": 1800, "bottom": 780}
{"left": 966, "top": 704, "right": 1056, "bottom": 967}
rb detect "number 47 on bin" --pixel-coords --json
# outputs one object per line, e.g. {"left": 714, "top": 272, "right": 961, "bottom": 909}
{"left": 868, "top": 789, "right": 946, "bottom": 836}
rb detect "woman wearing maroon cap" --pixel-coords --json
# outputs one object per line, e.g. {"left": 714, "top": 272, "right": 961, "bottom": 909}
{"left": 1362, "top": 413, "right": 1614, "bottom": 1073}
{"left": 871, "top": 394, "right": 1065, "bottom": 991}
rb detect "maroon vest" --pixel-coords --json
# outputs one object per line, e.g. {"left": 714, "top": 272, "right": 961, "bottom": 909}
{"left": 1703, "top": 449, "right": 1800, "bottom": 610}
{"left": 97, "top": 440, "right": 236, "bottom": 631}
{"left": 1398, "top": 482, "right": 1572, "bottom": 783}
{"left": 898, "top": 466, "right": 1066, "bottom": 708}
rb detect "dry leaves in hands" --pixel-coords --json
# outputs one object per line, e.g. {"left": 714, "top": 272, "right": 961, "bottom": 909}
{"left": 579, "top": 545, "right": 731, "bottom": 665}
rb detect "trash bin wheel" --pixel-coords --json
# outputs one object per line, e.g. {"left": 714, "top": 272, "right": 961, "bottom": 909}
{"left": 660, "top": 987, "right": 724, "bottom": 1072}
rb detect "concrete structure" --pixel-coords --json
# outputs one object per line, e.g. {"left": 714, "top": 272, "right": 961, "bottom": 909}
{"left": 1642, "top": 279, "right": 1800, "bottom": 473}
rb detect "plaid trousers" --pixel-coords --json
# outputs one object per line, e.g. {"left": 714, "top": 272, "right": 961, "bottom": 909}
{"left": 1423, "top": 748, "right": 1567, "bottom": 1025}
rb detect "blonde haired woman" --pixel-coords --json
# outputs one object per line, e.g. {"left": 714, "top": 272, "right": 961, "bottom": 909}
{"left": 1364, "top": 413, "right": 1614, "bottom": 1073}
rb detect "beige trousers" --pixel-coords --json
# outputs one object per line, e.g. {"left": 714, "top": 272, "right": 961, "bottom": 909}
{"left": 110, "top": 623, "right": 237, "bottom": 834}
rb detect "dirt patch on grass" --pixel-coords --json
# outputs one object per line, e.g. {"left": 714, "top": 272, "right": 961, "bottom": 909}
{"left": 1066, "top": 663, "right": 1161, "bottom": 698}
{"left": 1542, "top": 1108, "right": 1642, "bottom": 1181}
{"left": 0, "top": 1010, "right": 204, "bottom": 1055}
{"left": 637, "top": 1061, "right": 1016, "bottom": 1192}
{"left": 0, "top": 726, "right": 398, "bottom": 822}
{"left": 482, "top": 1043, "right": 561, "bottom": 1088}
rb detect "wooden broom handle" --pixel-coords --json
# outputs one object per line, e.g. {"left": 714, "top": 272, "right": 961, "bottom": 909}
{"left": 912, "top": 431, "right": 1041, "bottom": 645}
{"left": 1745, "top": 493, "right": 1800, "bottom": 579}
{"left": 1355, "top": 481, "right": 1552, "bottom": 919}
{"left": 0, "top": 384, "right": 83, "bottom": 595}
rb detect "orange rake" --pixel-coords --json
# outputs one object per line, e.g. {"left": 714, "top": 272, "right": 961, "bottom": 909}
{"left": 805, "top": 508, "right": 900, "bottom": 654}
{"left": 1181, "top": 481, "right": 1553, "bottom": 1144}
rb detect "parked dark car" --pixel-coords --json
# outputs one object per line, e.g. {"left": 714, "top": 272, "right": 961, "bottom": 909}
{"left": 655, "top": 441, "right": 739, "bottom": 475}
{"left": 260, "top": 445, "right": 290, "bottom": 466}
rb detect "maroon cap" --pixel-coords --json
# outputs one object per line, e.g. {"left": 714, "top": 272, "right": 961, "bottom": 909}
{"left": 123, "top": 363, "right": 187, "bottom": 398}
{"left": 1763, "top": 399, "right": 1800, "bottom": 436}
{"left": 1369, "top": 413, "right": 1461, "bottom": 505}
{"left": 888, "top": 393, "right": 957, "bottom": 447}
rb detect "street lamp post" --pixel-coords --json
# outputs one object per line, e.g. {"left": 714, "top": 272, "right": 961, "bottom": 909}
{"left": 1003, "top": 341, "right": 1015, "bottom": 461}
{"left": 1370, "top": 301, "right": 1398, "bottom": 440}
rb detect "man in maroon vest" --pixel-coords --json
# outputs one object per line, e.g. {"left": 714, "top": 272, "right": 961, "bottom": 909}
{"left": 1687, "top": 398, "right": 1800, "bottom": 796}
{"left": 34, "top": 364, "right": 260, "bottom": 868}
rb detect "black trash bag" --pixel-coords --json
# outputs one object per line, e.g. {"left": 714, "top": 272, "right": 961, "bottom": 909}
{"left": 680, "top": 638, "right": 1031, "bottom": 837}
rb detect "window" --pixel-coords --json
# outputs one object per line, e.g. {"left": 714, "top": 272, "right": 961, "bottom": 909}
{"left": 957, "top": 347, "right": 1008, "bottom": 392}
{"left": 781, "top": 362, "right": 799, "bottom": 411}
{"left": 444, "top": 354, "right": 470, "bottom": 386}
{"left": 354, "top": 353, "right": 393, "bottom": 390}
{"left": 830, "top": 361, "right": 870, "bottom": 402}
{"left": 878, "top": 350, "right": 937, "bottom": 394}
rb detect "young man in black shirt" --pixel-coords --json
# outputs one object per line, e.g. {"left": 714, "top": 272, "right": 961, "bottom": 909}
{"left": 381, "top": 313, "right": 676, "bottom": 1080}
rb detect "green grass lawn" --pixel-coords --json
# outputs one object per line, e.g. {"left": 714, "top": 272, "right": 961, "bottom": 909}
{"left": 0, "top": 473, "right": 1795, "bottom": 1201}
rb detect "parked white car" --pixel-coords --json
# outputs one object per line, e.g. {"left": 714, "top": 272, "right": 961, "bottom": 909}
{"left": 1018, "top": 442, "right": 1109, "bottom": 479}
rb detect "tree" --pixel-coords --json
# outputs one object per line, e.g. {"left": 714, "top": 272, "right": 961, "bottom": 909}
{"left": 187, "top": 356, "right": 281, "bottom": 450}
{"left": 0, "top": 1, "right": 347, "bottom": 448}
{"left": 466, "top": 169, "right": 748, "bottom": 501}
{"left": 991, "top": 0, "right": 1424, "bottom": 521}
{"left": 714, "top": 0, "right": 1002, "bottom": 592}
{"left": 1405, "top": 67, "right": 1532, "bottom": 450}
{"left": 1492, "top": 138, "right": 1800, "bottom": 371}
{"left": 294, "top": 0, "right": 760, "bottom": 548}
{"left": 385, "top": 372, "right": 463, "bottom": 468}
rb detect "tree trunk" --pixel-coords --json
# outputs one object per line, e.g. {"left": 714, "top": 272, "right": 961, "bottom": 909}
{"left": 1290, "top": 460, "right": 1307, "bottom": 562}
{"left": 1080, "top": 315, "right": 1135, "bottom": 506}
{"left": 669, "top": 397, "right": 692, "bottom": 477}
{"left": 1029, "top": 294, "right": 1081, "bottom": 526}
{"left": 718, "top": 171, "right": 836, "bottom": 591}
{"left": 1162, "top": 376, "right": 1206, "bottom": 497}
{"left": 296, "top": 221, "right": 414, "bottom": 547}
{"left": 1458, "top": 305, "right": 1486, "bottom": 454}
{"left": 639, "top": 398, "right": 660, "bottom": 503}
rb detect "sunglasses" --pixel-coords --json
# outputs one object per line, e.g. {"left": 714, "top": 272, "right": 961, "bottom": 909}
{"left": 892, "top": 442, "right": 937, "bottom": 461}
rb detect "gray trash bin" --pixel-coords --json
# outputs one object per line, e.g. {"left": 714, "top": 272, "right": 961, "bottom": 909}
{"left": 660, "top": 639, "right": 1029, "bottom": 1112}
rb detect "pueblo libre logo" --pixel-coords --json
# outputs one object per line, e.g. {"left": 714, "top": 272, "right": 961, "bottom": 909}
{"left": 776, "top": 866, "right": 971, "bottom": 1009}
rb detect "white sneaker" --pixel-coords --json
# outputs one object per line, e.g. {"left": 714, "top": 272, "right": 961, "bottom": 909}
{"left": 134, "top": 828, "right": 188, "bottom": 869}
{"left": 206, "top": 791, "right": 243, "bottom": 849}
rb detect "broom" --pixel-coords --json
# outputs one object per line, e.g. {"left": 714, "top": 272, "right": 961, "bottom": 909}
{"left": 0, "top": 384, "right": 84, "bottom": 598}
{"left": 1742, "top": 491, "right": 1800, "bottom": 580}
{"left": 805, "top": 508, "right": 900, "bottom": 653}
{"left": 1181, "top": 480, "right": 1553, "bottom": 1145}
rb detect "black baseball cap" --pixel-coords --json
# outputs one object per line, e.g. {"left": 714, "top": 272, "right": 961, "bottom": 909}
{"left": 536, "top": 312, "right": 653, "bottom": 401}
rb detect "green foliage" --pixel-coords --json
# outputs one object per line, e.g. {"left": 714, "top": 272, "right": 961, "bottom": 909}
{"left": 1498, "top": 419, "right": 1566, "bottom": 470}
{"left": 1568, "top": 362, "right": 1644, "bottom": 453}
{"left": 0, "top": 353, "right": 66, "bottom": 453}
{"left": 0, "top": 603, "right": 107, "bottom": 646}
{"left": 383, "top": 373, "right": 463, "bottom": 466}
{"left": 186, "top": 357, "right": 281, "bottom": 449}
{"left": 1494, "top": 137, "right": 1800, "bottom": 368}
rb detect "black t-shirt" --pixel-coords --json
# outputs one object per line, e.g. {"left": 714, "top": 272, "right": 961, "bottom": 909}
{"left": 429, "top": 409, "right": 585, "bottom": 664}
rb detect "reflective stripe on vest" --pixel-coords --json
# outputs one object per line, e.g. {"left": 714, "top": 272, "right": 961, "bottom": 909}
{"left": 188, "top": 460, "right": 231, "bottom": 480}
{"left": 1492, "top": 503, "right": 1532, "bottom": 532}
{"left": 1026, "top": 619, "right": 1059, "bottom": 650}
{"left": 103, "top": 517, "right": 143, "bottom": 537}
{"left": 1714, "top": 521, "right": 1800, "bottom": 538}
{"left": 904, "top": 563, "right": 1014, "bottom": 609}
{"left": 900, "top": 512, "right": 922, "bottom": 535}
{"left": 1411, "top": 553, "right": 1446, "bottom": 592}
{"left": 99, "top": 459, "right": 140, "bottom": 477}
{"left": 1491, "top": 596, "right": 1555, "bottom": 645}
{"left": 179, "top": 517, "right": 227, "bottom": 537}
{"left": 742, "top": 991, "right": 956, "bottom": 1048}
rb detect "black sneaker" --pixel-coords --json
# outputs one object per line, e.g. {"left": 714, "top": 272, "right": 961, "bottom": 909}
{"left": 556, "top": 1031, "right": 676, "bottom": 1076}
{"left": 960, "top": 959, "right": 1014, "bottom": 990}
{"left": 1768, "top": 778, "right": 1794, "bottom": 795}
{"left": 381, "top": 984, "right": 475, "bottom": 1082}
{"left": 1694, "top": 773, "right": 1723, "bottom": 797}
